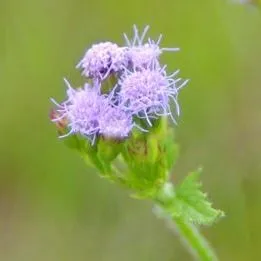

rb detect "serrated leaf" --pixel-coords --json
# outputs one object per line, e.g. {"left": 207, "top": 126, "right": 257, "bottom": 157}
{"left": 170, "top": 170, "right": 224, "bottom": 225}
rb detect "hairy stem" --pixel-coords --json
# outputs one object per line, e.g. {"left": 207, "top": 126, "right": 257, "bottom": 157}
{"left": 154, "top": 182, "right": 218, "bottom": 261}
{"left": 167, "top": 216, "right": 218, "bottom": 261}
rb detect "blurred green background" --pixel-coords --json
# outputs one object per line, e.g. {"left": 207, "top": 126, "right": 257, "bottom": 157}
{"left": 2, "top": 0, "right": 261, "bottom": 260}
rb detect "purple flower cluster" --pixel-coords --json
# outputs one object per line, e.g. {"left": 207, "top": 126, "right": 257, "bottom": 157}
{"left": 51, "top": 80, "right": 133, "bottom": 144}
{"left": 51, "top": 25, "right": 188, "bottom": 144}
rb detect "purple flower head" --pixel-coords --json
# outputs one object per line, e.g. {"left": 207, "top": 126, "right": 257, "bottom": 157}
{"left": 51, "top": 79, "right": 136, "bottom": 143}
{"left": 99, "top": 105, "right": 133, "bottom": 139}
{"left": 123, "top": 25, "right": 179, "bottom": 69}
{"left": 118, "top": 66, "right": 188, "bottom": 125}
{"left": 51, "top": 80, "right": 107, "bottom": 143}
{"left": 76, "top": 42, "right": 128, "bottom": 80}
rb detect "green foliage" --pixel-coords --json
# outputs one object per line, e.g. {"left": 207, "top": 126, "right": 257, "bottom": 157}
{"left": 60, "top": 119, "right": 224, "bottom": 228}
{"left": 59, "top": 110, "right": 224, "bottom": 227}
{"left": 158, "top": 170, "right": 224, "bottom": 225}
{"left": 121, "top": 134, "right": 167, "bottom": 197}
{"left": 117, "top": 120, "right": 179, "bottom": 197}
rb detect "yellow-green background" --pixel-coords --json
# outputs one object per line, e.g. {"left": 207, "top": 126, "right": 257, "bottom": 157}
{"left": 2, "top": 0, "right": 261, "bottom": 260}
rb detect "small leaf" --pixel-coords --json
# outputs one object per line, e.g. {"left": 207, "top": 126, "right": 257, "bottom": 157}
{"left": 170, "top": 169, "right": 224, "bottom": 225}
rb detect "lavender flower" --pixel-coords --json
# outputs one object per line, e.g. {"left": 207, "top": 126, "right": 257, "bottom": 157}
{"left": 118, "top": 66, "right": 187, "bottom": 125}
{"left": 99, "top": 106, "right": 133, "bottom": 139}
{"left": 51, "top": 80, "right": 107, "bottom": 142}
{"left": 123, "top": 25, "right": 179, "bottom": 69}
{"left": 51, "top": 79, "right": 135, "bottom": 143}
{"left": 76, "top": 42, "right": 128, "bottom": 80}
{"left": 51, "top": 25, "right": 188, "bottom": 144}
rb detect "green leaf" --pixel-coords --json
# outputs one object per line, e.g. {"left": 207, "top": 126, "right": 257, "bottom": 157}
{"left": 170, "top": 169, "right": 225, "bottom": 225}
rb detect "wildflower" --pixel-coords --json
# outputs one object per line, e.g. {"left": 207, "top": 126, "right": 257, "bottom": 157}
{"left": 51, "top": 80, "right": 107, "bottom": 143}
{"left": 118, "top": 66, "right": 187, "bottom": 125}
{"left": 123, "top": 25, "right": 179, "bottom": 69}
{"left": 76, "top": 42, "right": 128, "bottom": 80}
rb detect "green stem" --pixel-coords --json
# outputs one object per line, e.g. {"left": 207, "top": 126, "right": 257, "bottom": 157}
{"left": 168, "top": 216, "right": 218, "bottom": 261}
{"left": 154, "top": 183, "right": 218, "bottom": 261}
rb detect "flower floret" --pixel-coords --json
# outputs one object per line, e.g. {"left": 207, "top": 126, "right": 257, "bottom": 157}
{"left": 99, "top": 106, "right": 133, "bottom": 138}
{"left": 123, "top": 25, "right": 179, "bottom": 69}
{"left": 119, "top": 67, "right": 186, "bottom": 124}
{"left": 77, "top": 42, "right": 128, "bottom": 80}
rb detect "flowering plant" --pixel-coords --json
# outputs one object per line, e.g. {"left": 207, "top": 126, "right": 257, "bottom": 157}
{"left": 50, "top": 25, "right": 224, "bottom": 261}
